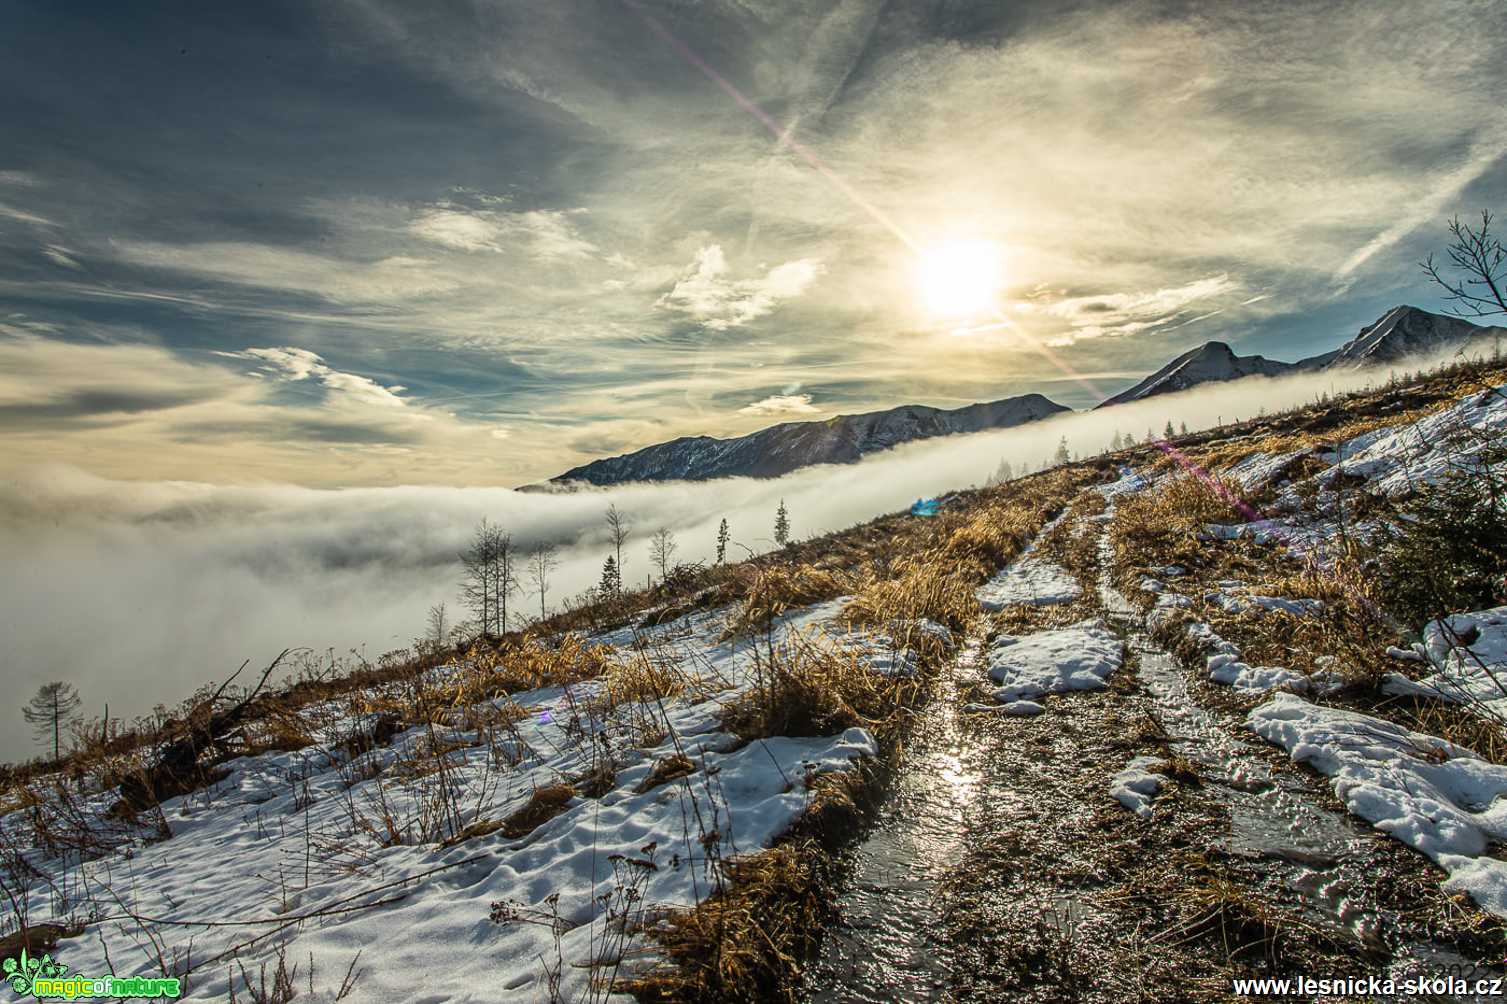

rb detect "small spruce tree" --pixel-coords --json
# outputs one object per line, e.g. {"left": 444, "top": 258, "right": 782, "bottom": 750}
{"left": 715, "top": 518, "right": 730, "bottom": 565}
{"left": 773, "top": 500, "right": 791, "bottom": 547}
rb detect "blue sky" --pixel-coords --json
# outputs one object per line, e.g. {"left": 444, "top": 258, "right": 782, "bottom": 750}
{"left": 2, "top": 0, "right": 1504, "bottom": 486}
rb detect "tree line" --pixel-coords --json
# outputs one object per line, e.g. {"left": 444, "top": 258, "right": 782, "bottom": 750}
{"left": 430, "top": 499, "right": 795, "bottom": 645}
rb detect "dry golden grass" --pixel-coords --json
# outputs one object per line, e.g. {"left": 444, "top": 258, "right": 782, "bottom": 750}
{"left": 1391, "top": 697, "right": 1507, "bottom": 765}
{"left": 720, "top": 565, "right": 853, "bottom": 639}
{"left": 841, "top": 557, "right": 976, "bottom": 634}
{"left": 720, "top": 634, "right": 915, "bottom": 741}
{"left": 635, "top": 753, "right": 697, "bottom": 793}
{"left": 618, "top": 841, "right": 827, "bottom": 1004}
{"left": 596, "top": 653, "right": 691, "bottom": 712}
{"left": 498, "top": 782, "right": 576, "bottom": 840}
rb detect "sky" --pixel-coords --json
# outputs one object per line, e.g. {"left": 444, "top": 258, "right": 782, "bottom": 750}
{"left": 1, "top": 0, "right": 1504, "bottom": 487}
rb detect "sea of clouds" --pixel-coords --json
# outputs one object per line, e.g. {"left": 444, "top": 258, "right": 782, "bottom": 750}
{"left": 0, "top": 362, "right": 1420, "bottom": 763}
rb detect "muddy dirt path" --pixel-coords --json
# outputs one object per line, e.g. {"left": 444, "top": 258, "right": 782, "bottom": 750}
{"left": 802, "top": 494, "right": 1504, "bottom": 1003}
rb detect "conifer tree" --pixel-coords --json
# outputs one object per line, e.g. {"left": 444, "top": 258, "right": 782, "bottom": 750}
{"left": 773, "top": 500, "right": 791, "bottom": 547}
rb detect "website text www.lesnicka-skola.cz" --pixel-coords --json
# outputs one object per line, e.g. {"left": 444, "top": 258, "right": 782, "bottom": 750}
{"left": 1232, "top": 974, "right": 1506, "bottom": 997}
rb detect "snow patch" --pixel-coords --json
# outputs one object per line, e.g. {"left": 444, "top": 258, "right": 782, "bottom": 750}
{"left": 1249, "top": 693, "right": 1507, "bottom": 918}
{"left": 986, "top": 620, "right": 1123, "bottom": 703}
{"left": 1110, "top": 755, "right": 1167, "bottom": 818}
{"left": 1383, "top": 606, "right": 1507, "bottom": 718}
{"left": 977, "top": 558, "right": 1082, "bottom": 609}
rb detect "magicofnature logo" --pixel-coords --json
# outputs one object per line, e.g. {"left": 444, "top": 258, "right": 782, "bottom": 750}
{"left": 4, "top": 950, "right": 180, "bottom": 1000}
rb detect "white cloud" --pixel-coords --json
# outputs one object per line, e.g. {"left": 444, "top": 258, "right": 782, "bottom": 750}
{"left": 657, "top": 245, "right": 823, "bottom": 330}
{"left": 408, "top": 205, "right": 599, "bottom": 261}
{"left": 0, "top": 170, "right": 40, "bottom": 187}
{"left": 739, "top": 393, "right": 820, "bottom": 416}
{"left": 0, "top": 201, "right": 53, "bottom": 227}
{"left": 223, "top": 346, "right": 409, "bottom": 409}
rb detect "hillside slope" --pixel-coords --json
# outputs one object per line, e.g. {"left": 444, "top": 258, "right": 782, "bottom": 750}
{"left": 6, "top": 359, "right": 1507, "bottom": 1001}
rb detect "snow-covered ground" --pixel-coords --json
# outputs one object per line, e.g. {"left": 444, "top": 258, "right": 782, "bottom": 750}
{"left": 976, "top": 558, "right": 1082, "bottom": 610}
{"left": 0, "top": 600, "right": 912, "bottom": 1002}
{"left": 1384, "top": 606, "right": 1507, "bottom": 720}
{"left": 1250, "top": 693, "right": 1507, "bottom": 918}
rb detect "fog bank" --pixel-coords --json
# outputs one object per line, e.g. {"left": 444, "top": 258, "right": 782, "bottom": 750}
{"left": 0, "top": 362, "right": 1404, "bottom": 764}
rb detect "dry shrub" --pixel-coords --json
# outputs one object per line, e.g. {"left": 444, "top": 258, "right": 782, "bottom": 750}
{"left": 498, "top": 782, "right": 576, "bottom": 840}
{"left": 721, "top": 635, "right": 912, "bottom": 740}
{"left": 619, "top": 842, "right": 827, "bottom": 1004}
{"left": 721, "top": 565, "right": 852, "bottom": 639}
{"left": 1397, "top": 697, "right": 1507, "bottom": 765}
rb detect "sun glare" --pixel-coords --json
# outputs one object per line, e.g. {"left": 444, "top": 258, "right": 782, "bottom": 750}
{"left": 917, "top": 240, "right": 1003, "bottom": 319}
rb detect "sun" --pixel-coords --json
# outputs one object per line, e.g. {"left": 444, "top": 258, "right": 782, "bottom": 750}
{"left": 916, "top": 240, "right": 1003, "bottom": 319}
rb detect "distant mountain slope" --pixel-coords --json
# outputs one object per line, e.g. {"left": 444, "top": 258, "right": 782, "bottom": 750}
{"left": 1312, "top": 305, "right": 1507, "bottom": 369}
{"left": 1096, "top": 342, "right": 1292, "bottom": 409}
{"left": 1101, "top": 306, "right": 1507, "bottom": 408}
{"left": 550, "top": 394, "right": 1069, "bottom": 486}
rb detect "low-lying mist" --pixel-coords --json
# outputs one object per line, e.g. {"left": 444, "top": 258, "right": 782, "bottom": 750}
{"left": 0, "top": 361, "right": 1404, "bottom": 764}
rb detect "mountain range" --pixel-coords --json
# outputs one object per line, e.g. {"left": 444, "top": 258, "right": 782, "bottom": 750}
{"left": 1099, "top": 305, "right": 1506, "bottom": 408}
{"left": 547, "top": 305, "right": 1506, "bottom": 487}
{"left": 551, "top": 394, "right": 1069, "bottom": 486}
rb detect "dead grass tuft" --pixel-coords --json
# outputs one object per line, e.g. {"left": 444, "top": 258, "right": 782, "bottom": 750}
{"left": 498, "top": 782, "right": 577, "bottom": 840}
{"left": 720, "top": 635, "right": 914, "bottom": 741}
{"left": 720, "top": 565, "right": 852, "bottom": 639}
{"left": 636, "top": 754, "right": 697, "bottom": 794}
{"left": 619, "top": 842, "right": 827, "bottom": 1004}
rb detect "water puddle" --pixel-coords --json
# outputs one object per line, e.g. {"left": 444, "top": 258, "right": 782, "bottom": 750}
{"left": 802, "top": 641, "right": 983, "bottom": 1003}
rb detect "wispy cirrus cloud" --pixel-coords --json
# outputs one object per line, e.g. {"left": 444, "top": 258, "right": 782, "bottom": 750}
{"left": 218, "top": 346, "right": 410, "bottom": 409}
{"left": 1034, "top": 275, "right": 1240, "bottom": 345}
{"left": 114, "top": 240, "right": 459, "bottom": 303}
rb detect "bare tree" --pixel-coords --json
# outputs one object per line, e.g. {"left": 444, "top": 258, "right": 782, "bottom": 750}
{"left": 1422, "top": 210, "right": 1506, "bottom": 319}
{"left": 423, "top": 602, "right": 450, "bottom": 651}
{"left": 23, "top": 682, "right": 82, "bottom": 760}
{"left": 461, "top": 520, "right": 517, "bottom": 635}
{"left": 460, "top": 519, "right": 497, "bottom": 634}
{"left": 490, "top": 530, "right": 518, "bottom": 634}
{"left": 605, "top": 504, "right": 631, "bottom": 594}
{"left": 649, "top": 527, "right": 678, "bottom": 583}
{"left": 528, "top": 544, "right": 559, "bottom": 622}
